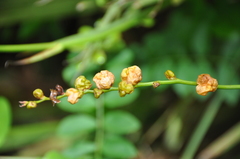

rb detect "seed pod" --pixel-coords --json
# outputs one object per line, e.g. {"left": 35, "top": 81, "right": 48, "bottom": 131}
{"left": 93, "top": 70, "right": 115, "bottom": 89}
{"left": 65, "top": 88, "right": 83, "bottom": 104}
{"left": 50, "top": 89, "right": 61, "bottom": 105}
{"left": 165, "top": 70, "right": 176, "bottom": 80}
{"left": 196, "top": 74, "right": 218, "bottom": 96}
{"left": 33, "top": 88, "right": 45, "bottom": 99}
{"left": 121, "top": 65, "right": 142, "bottom": 86}
{"left": 75, "top": 76, "right": 92, "bottom": 90}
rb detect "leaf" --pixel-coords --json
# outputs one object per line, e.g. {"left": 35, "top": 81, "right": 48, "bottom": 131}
{"left": 105, "top": 110, "right": 141, "bottom": 134}
{"left": 191, "top": 22, "right": 210, "bottom": 57}
{"left": 62, "top": 140, "right": 95, "bottom": 158}
{"left": 57, "top": 95, "right": 96, "bottom": 113}
{"left": 105, "top": 89, "right": 140, "bottom": 108}
{"left": 103, "top": 135, "right": 137, "bottom": 159}
{"left": 57, "top": 114, "right": 96, "bottom": 136}
{"left": 0, "top": 96, "right": 11, "bottom": 148}
{"left": 43, "top": 150, "right": 68, "bottom": 159}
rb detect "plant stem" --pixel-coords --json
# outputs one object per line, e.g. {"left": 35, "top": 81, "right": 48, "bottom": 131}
{"left": 94, "top": 95, "right": 105, "bottom": 159}
{"left": 29, "top": 79, "right": 240, "bottom": 105}
{"left": 180, "top": 95, "right": 222, "bottom": 159}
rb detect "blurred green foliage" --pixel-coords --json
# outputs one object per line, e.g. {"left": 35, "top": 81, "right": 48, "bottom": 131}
{"left": 1, "top": 0, "right": 240, "bottom": 159}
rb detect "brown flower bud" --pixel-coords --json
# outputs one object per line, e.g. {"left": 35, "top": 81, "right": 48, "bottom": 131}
{"left": 196, "top": 74, "right": 218, "bottom": 96}
{"left": 153, "top": 81, "right": 160, "bottom": 88}
{"left": 165, "top": 70, "right": 176, "bottom": 80}
{"left": 75, "top": 76, "right": 92, "bottom": 91}
{"left": 33, "top": 89, "right": 45, "bottom": 99}
{"left": 121, "top": 65, "right": 142, "bottom": 86}
{"left": 50, "top": 89, "right": 61, "bottom": 106}
{"left": 93, "top": 70, "right": 115, "bottom": 89}
{"left": 55, "top": 85, "right": 64, "bottom": 95}
{"left": 65, "top": 88, "right": 83, "bottom": 104}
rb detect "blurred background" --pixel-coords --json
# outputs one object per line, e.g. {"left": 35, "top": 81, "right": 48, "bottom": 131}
{"left": 0, "top": 0, "right": 240, "bottom": 159}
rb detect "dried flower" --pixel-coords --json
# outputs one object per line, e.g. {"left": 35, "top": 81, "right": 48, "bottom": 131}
{"left": 50, "top": 89, "right": 61, "bottom": 105}
{"left": 121, "top": 65, "right": 142, "bottom": 86}
{"left": 196, "top": 74, "right": 218, "bottom": 96}
{"left": 55, "top": 85, "right": 64, "bottom": 95}
{"left": 93, "top": 70, "right": 115, "bottom": 89}
{"left": 93, "top": 88, "right": 103, "bottom": 98}
{"left": 33, "top": 89, "right": 45, "bottom": 99}
{"left": 19, "top": 101, "right": 28, "bottom": 107}
{"left": 165, "top": 70, "right": 176, "bottom": 80}
{"left": 118, "top": 81, "right": 134, "bottom": 97}
{"left": 65, "top": 88, "right": 83, "bottom": 104}
{"left": 75, "top": 76, "right": 92, "bottom": 90}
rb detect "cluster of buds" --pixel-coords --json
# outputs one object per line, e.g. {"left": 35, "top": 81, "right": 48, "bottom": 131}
{"left": 119, "top": 65, "right": 142, "bottom": 97}
{"left": 19, "top": 65, "right": 220, "bottom": 109}
{"left": 196, "top": 74, "right": 218, "bottom": 96}
{"left": 19, "top": 84, "right": 64, "bottom": 108}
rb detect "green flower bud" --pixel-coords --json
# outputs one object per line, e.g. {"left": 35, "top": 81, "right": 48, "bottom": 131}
{"left": 165, "top": 70, "right": 176, "bottom": 80}
{"left": 33, "top": 89, "right": 45, "bottom": 99}
{"left": 75, "top": 76, "right": 92, "bottom": 91}
{"left": 93, "top": 88, "right": 103, "bottom": 99}
{"left": 27, "top": 101, "right": 37, "bottom": 109}
{"left": 118, "top": 81, "right": 134, "bottom": 97}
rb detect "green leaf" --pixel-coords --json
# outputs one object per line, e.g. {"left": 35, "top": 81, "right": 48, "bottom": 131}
{"left": 57, "top": 95, "right": 96, "bottom": 113}
{"left": 191, "top": 22, "right": 210, "bottom": 57}
{"left": 57, "top": 114, "right": 96, "bottom": 136}
{"left": 105, "top": 89, "right": 140, "bottom": 108}
{"left": 43, "top": 150, "right": 68, "bottom": 159}
{"left": 105, "top": 110, "right": 141, "bottom": 134}
{"left": 103, "top": 135, "right": 137, "bottom": 159}
{"left": 0, "top": 96, "right": 11, "bottom": 148}
{"left": 63, "top": 140, "right": 95, "bottom": 158}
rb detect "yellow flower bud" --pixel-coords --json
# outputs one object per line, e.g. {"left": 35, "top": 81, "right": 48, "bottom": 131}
{"left": 121, "top": 65, "right": 142, "bottom": 86}
{"left": 118, "top": 81, "right": 134, "bottom": 97}
{"left": 196, "top": 74, "right": 218, "bottom": 96}
{"left": 27, "top": 101, "right": 37, "bottom": 109}
{"left": 93, "top": 88, "right": 103, "bottom": 98}
{"left": 33, "top": 89, "right": 45, "bottom": 99}
{"left": 93, "top": 70, "right": 115, "bottom": 89}
{"left": 65, "top": 88, "right": 83, "bottom": 104}
{"left": 75, "top": 76, "right": 92, "bottom": 90}
{"left": 165, "top": 70, "right": 176, "bottom": 80}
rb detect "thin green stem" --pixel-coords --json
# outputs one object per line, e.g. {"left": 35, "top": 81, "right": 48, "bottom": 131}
{"left": 26, "top": 78, "right": 240, "bottom": 106}
{"left": 94, "top": 95, "right": 105, "bottom": 159}
{"left": 180, "top": 95, "right": 222, "bottom": 159}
